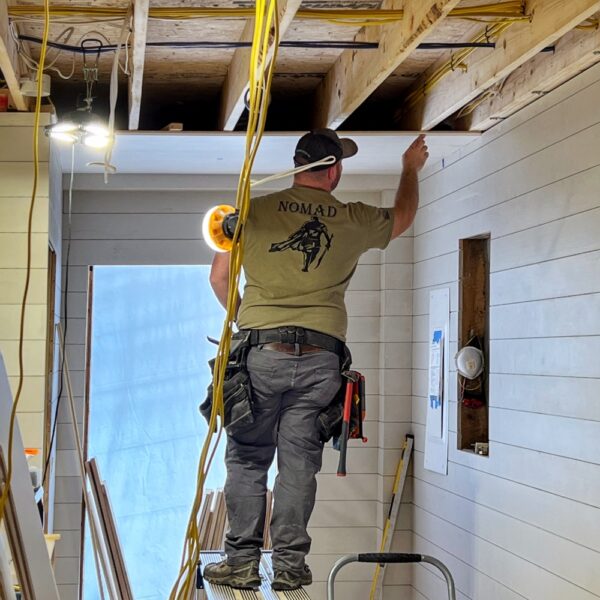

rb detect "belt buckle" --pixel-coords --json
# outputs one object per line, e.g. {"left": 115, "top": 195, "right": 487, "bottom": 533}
{"left": 278, "top": 326, "right": 293, "bottom": 344}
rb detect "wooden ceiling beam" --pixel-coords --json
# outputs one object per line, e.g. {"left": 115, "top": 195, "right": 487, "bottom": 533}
{"left": 401, "top": 0, "right": 600, "bottom": 131}
{"left": 128, "top": 0, "right": 150, "bottom": 130}
{"left": 458, "top": 27, "right": 600, "bottom": 131}
{"left": 313, "top": 0, "right": 462, "bottom": 130}
{"left": 219, "top": 0, "right": 302, "bottom": 131}
{"left": 0, "top": 0, "right": 27, "bottom": 111}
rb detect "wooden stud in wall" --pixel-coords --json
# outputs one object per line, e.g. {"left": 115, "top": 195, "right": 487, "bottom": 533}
{"left": 458, "top": 235, "right": 490, "bottom": 452}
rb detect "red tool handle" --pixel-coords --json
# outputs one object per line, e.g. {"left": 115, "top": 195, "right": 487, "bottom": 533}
{"left": 336, "top": 381, "right": 353, "bottom": 477}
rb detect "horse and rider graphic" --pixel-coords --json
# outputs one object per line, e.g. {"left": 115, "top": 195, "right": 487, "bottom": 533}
{"left": 269, "top": 216, "right": 333, "bottom": 272}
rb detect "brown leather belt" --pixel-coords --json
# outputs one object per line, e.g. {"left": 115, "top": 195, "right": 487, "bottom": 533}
{"left": 262, "top": 342, "right": 324, "bottom": 355}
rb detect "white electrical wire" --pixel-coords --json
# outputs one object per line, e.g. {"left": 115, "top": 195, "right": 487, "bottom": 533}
{"left": 85, "top": 8, "right": 132, "bottom": 180}
{"left": 250, "top": 154, "right": 337, "bottom": 187}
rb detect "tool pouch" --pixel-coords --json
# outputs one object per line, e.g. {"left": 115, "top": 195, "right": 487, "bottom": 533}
{"left": 199, "top": 331, "right": 255, "bottom": 435}
{"left": 316, "top": 345, "right": 355, "bottom": 443}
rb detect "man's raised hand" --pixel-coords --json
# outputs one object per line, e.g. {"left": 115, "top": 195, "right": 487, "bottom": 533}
{"left": 403, "top": 134, "right": 429, "bottom": 172}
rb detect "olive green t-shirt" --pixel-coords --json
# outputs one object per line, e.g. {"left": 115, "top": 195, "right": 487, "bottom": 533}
{"left": 237, "top": 185, "right": 394, "bottom": 341}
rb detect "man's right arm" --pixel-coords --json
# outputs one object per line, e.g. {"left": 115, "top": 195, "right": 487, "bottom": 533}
{"left": 390, "top": 135, "right": 429, "bottom": 239}
{"left": 209, "top": 252, "right": 241, "bottom": 316}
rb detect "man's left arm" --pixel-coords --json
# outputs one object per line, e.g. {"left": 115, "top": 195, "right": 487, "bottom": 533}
{"left": 209, "top": 252, "right": 241, "bottom": 316}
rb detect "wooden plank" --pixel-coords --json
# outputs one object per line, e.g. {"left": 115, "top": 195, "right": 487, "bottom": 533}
{"left": 83, "top": 463, "right": 120, "bottom": 600}
{"left": 491, "top": 407, "right": 600, "bottom": 465}
{"left": 0, "top": 164, "right": 48, "bottom": 197}
{"left": 62, "top": 238, "right": 214, "bottom": 267}
{"left": 214, "top": 491, "right": 227, "bottom": 550}
{"left": 415, "top": 165, "right": 600, "bottom": 263}
{"left": 0, "top": 0, "right": 27, "bottom": 111}
{"left": 197, "top": 491, "right": 213, "bottom": 551}
{"left": 0, "top": 232, "right": 49, "bottom": 268}
{"left": 218, "top": 0, "right": 302, "bottom": 131}
{"left": 492, "top": 337, "right": 600, "bottom": 378}
{"left": 413, "top": 452, "right": 600, "bottom": 554}
{"left": 128, "top": 0, "right": 150, "bottom": 131}
{"left": 0, "top": 340, "right": 47, "bottom": 376}
{"left": 402, "top": 0, "right": 600, "bottom": 130}
{"left": 98, "top": 482, "right": 134, "bottom": 600}
{"left": 313, "top": 0, "right": 462, "bottom": 130}
{"left": 460, "top": 28, "right": 600, "bottom": 131}
{"left": 490, "top": 294, "right": 600, "bottom": 340}
{"left": 416, "top": 477, "right": 599, "bottom": 593}
{"left": 0, "top": 196, "right": 49, "bottom": 233}
{"left": 419, "top": 70, "right": 600, "bottom": 211}
{"left": 490, "top": 373, "right": 600, "bottom": 423}
{"left": 0, "top": 357, "right": 60, "bottom": 600}
{"left": 0, "top": 126, "right": 49, "bottom": 162}
{"left": 491, "top": 249, "right": 600, "bottom": 305}
{"left": 204, "top": 492, "right": 219, "bottom": 551}
{"left": 491, "top": 207, "right": 600, "bottom": 272}
{"left": 0, "top": 269, "right": 47, "bottom": 304}
{"left": 413, "top": 505, "right": 596, "bottom": 600}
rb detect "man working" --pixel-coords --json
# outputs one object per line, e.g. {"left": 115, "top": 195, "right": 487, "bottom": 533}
{"left": 204, "top": 130, "right": 428, "bottom": 591}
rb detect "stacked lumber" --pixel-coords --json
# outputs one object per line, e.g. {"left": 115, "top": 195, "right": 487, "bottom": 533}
{"left": 85, "top": 459, "right": 133, "bottom": 600}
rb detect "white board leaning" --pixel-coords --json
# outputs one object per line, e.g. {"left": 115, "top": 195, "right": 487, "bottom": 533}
{"left": 424, "top": 288, "right": 450, "bottom": 475}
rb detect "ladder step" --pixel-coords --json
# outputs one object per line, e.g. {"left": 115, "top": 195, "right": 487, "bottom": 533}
{"left": 198, "top": 551, "right": 312, "bottom": 600}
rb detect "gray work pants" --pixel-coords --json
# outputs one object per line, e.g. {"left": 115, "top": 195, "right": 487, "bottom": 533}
{"left": 224, "top": 345, "right": 341, "bottom": 572}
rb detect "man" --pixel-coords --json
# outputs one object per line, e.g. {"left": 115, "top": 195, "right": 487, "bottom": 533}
{"left": 204, "top": 130, "right": 428, "bottom": 590}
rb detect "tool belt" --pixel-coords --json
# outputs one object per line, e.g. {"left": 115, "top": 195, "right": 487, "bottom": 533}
{"left": 243, "top": 326, "right": 345, "bottom": 357}
{"left": 199, "top": 330, "right": 255, "bottom": 436}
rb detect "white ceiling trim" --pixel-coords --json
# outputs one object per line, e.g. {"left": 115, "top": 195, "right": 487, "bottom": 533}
{"left": 57, "top": 130, "right": 478, "bottom": 176}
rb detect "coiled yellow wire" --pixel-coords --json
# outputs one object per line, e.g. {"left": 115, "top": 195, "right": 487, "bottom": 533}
{"left": 167, "top": 2, "right": 280, "bottom": 598}
{"left": 0, "top": 0, "right": 50, "bottom": 522}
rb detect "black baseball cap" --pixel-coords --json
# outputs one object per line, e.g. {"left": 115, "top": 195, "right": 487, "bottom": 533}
{"left": 294, "top": 128, "right": 358, "bottom": 171}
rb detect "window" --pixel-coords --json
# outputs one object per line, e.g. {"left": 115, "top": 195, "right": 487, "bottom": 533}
{"left": 83, "top": 266, "right": 227, "bottom": 599}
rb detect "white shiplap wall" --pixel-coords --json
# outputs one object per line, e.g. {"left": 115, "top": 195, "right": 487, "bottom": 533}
{"left": 410, "top": 63, "right": 600, "bottom": 599}
{"left": 0, "top": 113, "right": 55, "bottom": 475}
{"left": 54, "top": 174, "right": 407, "bottom": 600}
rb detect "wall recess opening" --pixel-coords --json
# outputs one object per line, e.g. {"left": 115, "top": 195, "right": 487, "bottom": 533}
{"left": 458, "top": 235, "right": 490, "bottom": 454}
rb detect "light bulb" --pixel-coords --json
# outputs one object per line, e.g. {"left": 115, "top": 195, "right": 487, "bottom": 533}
{"left": 49, "top": 130, "right": 78, "bottom": 144}
{"left": 84, "top": 123, "right": 110, "bottom": 137}
{"left": 51, "top": 121, "right": 77, "bottom": 133}
{"left": 84, "top": 134, "right": 110, "bottom": 148}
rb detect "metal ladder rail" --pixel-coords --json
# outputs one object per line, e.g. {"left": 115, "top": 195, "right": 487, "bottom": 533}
{"left": 327, "top": 553, "right": 456, "bottom": 600}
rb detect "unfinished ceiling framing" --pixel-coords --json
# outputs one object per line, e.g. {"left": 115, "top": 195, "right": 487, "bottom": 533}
{"left": 1, "top": 0, "right": 600, "bottom": 132}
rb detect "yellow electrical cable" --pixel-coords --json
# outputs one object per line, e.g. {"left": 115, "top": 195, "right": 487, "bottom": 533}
{"left": 0, "top": 0, "right": 50, "bottom": 522}
{"left": 168, "top": 2, "right": 280, "bottom": 598}
{"left": 405, "top": 20, "right": 515, "bottom": 108}
{"left": 7, "top": 2, "right": 528, "bottom": 24}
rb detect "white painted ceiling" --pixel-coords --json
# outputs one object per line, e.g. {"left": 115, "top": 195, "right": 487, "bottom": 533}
{"left": 58, "top": 131, "right": 477, "bottom": 175}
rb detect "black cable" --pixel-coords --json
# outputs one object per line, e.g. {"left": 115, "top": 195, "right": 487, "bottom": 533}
{"left": 19, "top": 34, "right": 379, "bottom": 51}
{"left": 41, "top": 149, "right": 74, "bottom": 489}
{"left": 418, "top": 42, "right": 494, "bottom": 49}
{"left": 22, "top": 34, "right": 534, "bottom": 53}
{"left": 21, "top": 33, "right": 559, "bottom": 54}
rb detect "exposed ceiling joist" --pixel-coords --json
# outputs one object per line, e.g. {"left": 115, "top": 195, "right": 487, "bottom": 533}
{"left": 460, "top": 27, "right": 600, "bottom": 131}
{"left": 312, "top": 0, "right": 463, "bottom": 130}
{"left": 401, "top": 0, "right": 600, "bottom": 131}
{"left": 218, "top": 0, "right": 302, "bottom": 131}
{"left": 128, "top": 0, "right": 150, "bottom": 131}
{"left": 0, "top": 0, "right": 27, "bottom": 111}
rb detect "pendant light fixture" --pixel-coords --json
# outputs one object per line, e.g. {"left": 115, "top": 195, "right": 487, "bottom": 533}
{"left": 45, "top": 39, "right": 110, "bottom": 148}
